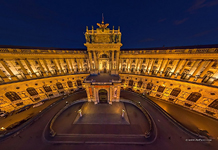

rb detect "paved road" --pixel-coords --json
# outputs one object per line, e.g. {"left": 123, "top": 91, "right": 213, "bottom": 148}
{"left": 147, "top": 95, "right": 218, "bottom": 138}
{"left": 0, "top": 90, "right": 217, "bottom": 150}
{"left": 0, "top": 96, "right": 63, "bottom": 129}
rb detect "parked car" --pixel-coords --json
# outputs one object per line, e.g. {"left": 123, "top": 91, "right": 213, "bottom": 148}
{"left": 15, "top": 104, "right": 34, "bottom": 114}
{"left": 0, "top": 112, "right": 7, "bottom": 117}
{"left": 33, "top": 102, "right": 44, "bottom": 108}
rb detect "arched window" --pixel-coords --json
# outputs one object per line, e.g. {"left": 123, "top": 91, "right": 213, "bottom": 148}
{"left": 56, "top": 82, "right": 63, "bottom": 89}
{"left": 170, "top": 88, "right": 181, "bottom": 97}
{"left": 146, "top": 82, "right": 153, "bottom": 90}
{"left": 77, "top": 80, "right": 82, "bottom": 86}
{"left": 128, "top": 80, "right": 133, "bottom": 86}
{"left": 121, "top": 79, "right": 125, "bottom": 84}
{"left": 43, "top": 85, "right": 52, "bottom": 92}
{"left": 157, "top": 86, "right": 165, "bottom": 93}
{"left": 137, "top": 81, "right": 143, "bottom": 88}
{"left": 186, "top": 92, "right": 201, "bottom": 102}
{"left": 208, "top": 99, "right": 218, "bottom": 110}
{"left": 5, "top": 91, "right": 21, "bottom": 101}
{"left": 67, "top": 81, "right": 73, "bottom": 87}
{"left": 26, "top": 87, "right": 38, "bottom": 96}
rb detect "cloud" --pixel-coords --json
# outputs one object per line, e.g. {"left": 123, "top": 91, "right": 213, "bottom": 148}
{"left": 191, "top": 26, "right": 218, "bottom": 38}
{"left": 192, "top": 30, "right": 212, "bottom": 37}
{"left": 187, "top": 0, "right": 218, "bottom": 13}
{"left": 158, "top": 18, "right": 167, "bottom": 23}
{"left": 174, "top": 18, "right": 188, "bottom": 25}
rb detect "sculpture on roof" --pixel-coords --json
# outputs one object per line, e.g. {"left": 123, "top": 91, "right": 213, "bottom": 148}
{"left": 97, "top": 14, "right": 109, "bottom": 29}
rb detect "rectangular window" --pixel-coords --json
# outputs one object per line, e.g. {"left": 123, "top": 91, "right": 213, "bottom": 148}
{"left": 16, "top": 102, "right": 23, "bottom": 106}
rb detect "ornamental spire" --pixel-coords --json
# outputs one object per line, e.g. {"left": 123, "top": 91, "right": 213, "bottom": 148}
{"left": 102, "top": 13, "right": 104, "bottom": 24}
{"left": 97, "top": 14, "right": 109, "bottom": 29}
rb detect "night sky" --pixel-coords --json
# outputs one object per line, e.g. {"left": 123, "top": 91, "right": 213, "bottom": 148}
{"left": 1, "top": 0, "right": 218, "bottom": 49}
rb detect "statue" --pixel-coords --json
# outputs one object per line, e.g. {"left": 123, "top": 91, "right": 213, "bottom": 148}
{"left": 112, "top": 34, "right": 116, "bottom": 43}
{"left": 116, "top": 34, "right": 121, "bottom": 43}
{"left": 85, "top": 34, "right": 90, "bottom": 43}
{"left": 97, "top": 14, "right": 109, "bottom": 30}
{"left": 91, "top": 35, "right": 95, "bottom": 43}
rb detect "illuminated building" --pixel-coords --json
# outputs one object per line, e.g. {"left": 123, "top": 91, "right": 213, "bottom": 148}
{"left": 0, "top": 20, "right": 218, "bottom": 120}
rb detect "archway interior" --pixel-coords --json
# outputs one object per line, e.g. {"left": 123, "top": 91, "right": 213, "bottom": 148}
{"left": 98, "top": 89, "right": 108, "bottom": 103}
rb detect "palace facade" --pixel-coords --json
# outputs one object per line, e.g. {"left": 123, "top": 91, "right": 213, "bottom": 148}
{"left": 0, "top": 20, "right": 218, "bottom": 119}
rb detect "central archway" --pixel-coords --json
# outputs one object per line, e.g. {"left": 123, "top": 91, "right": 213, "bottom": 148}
{"left": 98, "top": 89, "right": 108, "bottom": 103}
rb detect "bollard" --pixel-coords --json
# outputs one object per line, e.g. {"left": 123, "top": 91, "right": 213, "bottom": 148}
{"left": 78, "top": 109, "right": 82, "bottom": 117}
{"left": 122, "top": 109, "right": 125, "bottom": 118}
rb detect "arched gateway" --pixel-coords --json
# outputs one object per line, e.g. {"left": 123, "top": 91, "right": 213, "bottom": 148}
{"left": 98, "top": 89, "right": 108, "bottom": 103}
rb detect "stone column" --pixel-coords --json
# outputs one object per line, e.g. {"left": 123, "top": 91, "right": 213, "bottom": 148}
{"left": 148, "top": 59, "right": 154, "bottom": 75}
{"left": 109, "top": 86, "right": 113, "bottom": 104}
{"left": 128, "top": 59, "right": 132, "bottom": 73}
{"left": 86, "top": 86, "right": 91, "bottom": 102}
{"left": 162, "top": 60, "right": 169, "bottom": 75}
{"left": 138, "top": 59, "right": 143, "bottom": 73}
{"left": 179, "top": 60, "right": 189, "bottom": 75}
{"left": 17, "top": 59, "right": 31, "bottom": 79}
{"left": 134, "top": 59, "right": 139, "bottom": 73}
{"left": 88, "top": 51, "right": 92, "bottom": 70}
{"left": 42, "top": 59, "right": 52, "bottom": 76}
{"left": 0, "top": 60, "right": 17, "bottom": 80}
{"left": 192, "top": 61, "right": 205, "bottom": 77}
{"left": 93, "top": 51, "right": 97, "bottom": 70}
{"left": 126, "top": 59, "right": 129, "bottom": 72}
{"left": 200, "top": 61, "right": 215, "bottom": 78}
{"left": 0, "top": 69, "right": 10, "bottom": 82}
{"left": 77, "top": 59, "right": 80, "bottom": 72}
{"left": 112, "top": 51, "right": 114, "bottom": 69}
{"left": 53, "top": 59, "right": 60, "bottom": 75}
{"left": 171, "top": 60, "right": 180, "bottom": 73}
{"left": 66, "top": 59, "right": 72, "bottom": 74}
{"left": 57, "top": 59, "right": 64, "bottom": 74}
{"left": 70, "top": 59, "right": 75, "bottom": 72}
{"left": 24, "top": 59, "right": 37, "bottom": 78}
{"left": 116, "top": 85, "right": 121, "bottom": 102}
{"left": 37, "top": 59, "right": 47, "bottom": 77}
{"left": 116, "top": 51, "right": 120, "bottom": 70}
{"left": 172, "top": 60, "right": 184, "bottom": 75}
{"left": 94, "top": 88, "right": 98, "bottom": 104}
{"left": 80, "top": 59, "right": 84, "bottom": 71}
{"left": 188, "top": 60, "right": 201, "bottom": 75}
{"left": 157, "top": 59, "right": 167, "bottom": 76}
{"left": 157, "top": 59, "right": 163, "bottom": 72}
{"left": 0, "top": 60, "right": 18, "bottom": 81}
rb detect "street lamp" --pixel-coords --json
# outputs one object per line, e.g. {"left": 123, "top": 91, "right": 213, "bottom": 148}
{"left": 1, "top": 127, "right": 6, "bottom": 131}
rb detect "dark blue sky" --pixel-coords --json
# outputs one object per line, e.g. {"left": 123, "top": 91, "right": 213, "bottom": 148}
{"left": 1, "top": 0, "right": 218, "bottom": 49}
